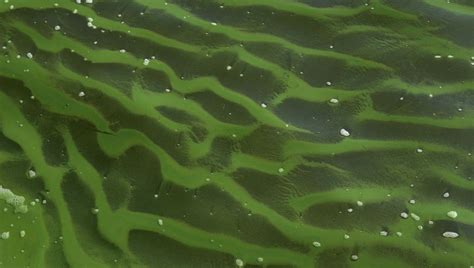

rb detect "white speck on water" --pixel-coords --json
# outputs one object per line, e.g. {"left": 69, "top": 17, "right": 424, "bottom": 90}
{"left": 143, "top": 58, "right": 150, "bottom": 66}
{"left": 20, "top": 230, "right": 25, "bottom": 238}
{"left": 351, "top": 255, "right": 359, "bottom": 261}
{"left": 26, "top": 52, "right": 33, "bottom": 59}
{"left": 411, "top": 213, "right": 420, "bottom": 221}
{"left": 400, "top": 212, "right": 409, "bottom": 219}
{"left": 1, "top": 232, "right": 9, "bottom": 240}
{"left": 447, "top": 211, "right": 458, "bottom": 219}
{"left": 416, "top": 148, "right": 423, "bottom": 153}
{"left": 226, "top": 65, "right": 232, "bottom": 71}
{"left": 158, "top": 219, "right": 163, "bottom": 226}
{"left": 417, "top": 225, "right": 423, "bottom": 230}
{"left": 91, "top": 208, "right": 99, "bottom": 214}
{"left": 261, "top": 103, "right": 267, "bottom": 108}
{"left": 447, "top": 55, "right": 453, "bottom": 59}
{"left": 443, "top": 192, "right": 450, "bottom": 198}
{"left": 344, "top": 234, "right": 350, "bottom": 239}
{"left": 409, "top": 199, "right": 416, "bottom": 204}
{"left": 329, "top": 98, "right": 339, "bottom": 104}
{"left": 78, "top": 91, "right": 85, "bottom": 97}
{"left": 347, "top": 208, "right": 353, "bottom": 213}
{"left": 326, "top": 81, "right": 332, "bottom": 86}
{"left": 211, "top": 22, "right": 217, "bottom": 26}
{"left": 434, "top": 55, "right": 442, "bottom": 59}
{"left": 257, "top": 257, "right": 263, "bottom": 263}
{"left": 278, "top": 168, "right": 285, "bottom": 173}
{"left": 85, "top": 0, "right": 93, "bottom": 3}
{"left": 442, "top": 231, "right": 459, "bottom": 238}
{"left": 54, "top": 25, "right": 61, "bottom": 31}
{"left": 119, "top": 49, "right": 126, "bottom": 53}
{"left": 312, "top": 241, "right": 321, "bottom": 247}
{"left": 380, "top": 231, "right": 388, "bottom": 236}
{"left": 356, "top": 200, "right": 363, "bottom": 207}
{"left": 28, "top": 170, "right": 37, "bottom": 178}
{"left": 235, "top": 258, "right": 244, "bottom": 267}
{"left": 396, "top": 232, "right": 402, "bottom": 237}
{"left": 340, "top": 128, "right": 350, "bottom": 137}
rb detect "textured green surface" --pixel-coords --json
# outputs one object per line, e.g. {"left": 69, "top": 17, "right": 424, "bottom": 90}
{"left": 0, "top": 0, "right": 473, "bottom": 267}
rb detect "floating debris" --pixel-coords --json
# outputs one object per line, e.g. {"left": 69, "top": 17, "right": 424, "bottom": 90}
{"left": 312, "top": 241, "right": 321, "bottom": 247}
{"left": 400, "top": 212, "right": 409, "bottom": 219}
{"left": 351, "top": 255, "right": 359, "bottom": 261}
{"left": 356, "top": 200, "right": 363, "bottom": 207}
{"left": 226, "top": 65, "right": 232, "bottom": 71}
{"left": 1, "top": 232, "right": 10, "bottom": 240}
{"left": 54, "top": 25, "right": 61, "bottom": 31}
{"left": 27, "top": 169, "right": 37, "bottom": 179}
{"left": 78, "top": 91, "right": 86, "bottom": 97}
{"left": 260, "top": 103, "right": 267, "bottom": 108}
{"left": 235, "top": 258, "right": 244, "bottom": 267}
{"left": 340, "top": 128, "right": 350, "bottom": 137}
{"left": 329, "top": 98, "right": 339, "bottom": 104}
{"left": 443, "top": 192, "right": 450, "bottom": 198}
{"left": 447, "top": 211, "right": 458, "bottom": 219}
{"left": 143, "top": 58, "right": 150, "bottom": 66}
{"left": 380, "top": 231, "right": 388, "bottom": 236}
{"left": 0, "top": 186, "right": 28, "bottom": 213}
{"left": 20, "top": 230, "right": 25, "bottom": 238}
{"left": 257, "top": 257, "right": 263, "bottom": 263}
{"left": 278, "top": 168, "right": 285, "bottom": 173}
{"left": 158, "top": 219, "right": 163, "bottom": 226}
{"left": 410, "top": 213, "right": 420, "bottom": 221}
{"left": 26, "top": 52, "right": 33, "bottom": 59}
{"left": 442, "top": 231, "right": 459, "bottom": 238}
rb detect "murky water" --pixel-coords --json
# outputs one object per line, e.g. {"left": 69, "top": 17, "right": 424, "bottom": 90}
{"left": 0, "top": 0, "right": 473, "bottom": 267}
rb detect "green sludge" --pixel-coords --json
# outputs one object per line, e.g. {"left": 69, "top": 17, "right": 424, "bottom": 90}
{"left": 0, "top": 0, "right": 473, "bottom": 267}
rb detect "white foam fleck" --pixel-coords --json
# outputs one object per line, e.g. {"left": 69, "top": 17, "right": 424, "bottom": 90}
{"left": 447, "top": 211, "right": 458, "bottom": 219}
{"left": 410, "top": 213, "right": 420, "bottom": 221}
{"left": 442, "top": 231, "right": 459, "bottom": 238}
{"left": 27, "top": 169, "right": 37, "bottom": 178}
{"left": 1, "top": 232, "right": 9, "bottom": 240}
{"left": 235, "top": 259, "right": 244, "bottom": 267}
{"left": 312, "top": 241, "right": 321, "bottom": 247}
{"left": 340, "top": 128, "right": 350, "bottom": 137}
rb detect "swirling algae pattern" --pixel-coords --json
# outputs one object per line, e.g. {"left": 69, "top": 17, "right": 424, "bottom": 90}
{"left": 0, "top": 0, "right": 473, "bottom": 267}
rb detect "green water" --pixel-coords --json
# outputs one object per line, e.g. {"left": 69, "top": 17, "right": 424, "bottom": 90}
{"left": 0, "top": 0, "right": 473, "bottom": 267}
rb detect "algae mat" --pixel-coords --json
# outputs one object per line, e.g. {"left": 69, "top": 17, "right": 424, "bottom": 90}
{"left": 0, "top": 0, "right": 473, "bottom": 267}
